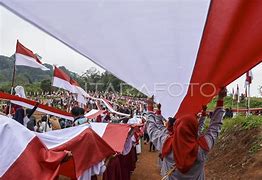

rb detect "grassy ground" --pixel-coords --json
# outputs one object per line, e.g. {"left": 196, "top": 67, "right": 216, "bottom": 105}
{"left": 206, "top": 115, "right": 262, "bottom": 179}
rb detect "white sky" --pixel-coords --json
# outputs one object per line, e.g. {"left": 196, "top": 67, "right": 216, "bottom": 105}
{"left": 0, "top": 6, "right": 261, "bottom": 97}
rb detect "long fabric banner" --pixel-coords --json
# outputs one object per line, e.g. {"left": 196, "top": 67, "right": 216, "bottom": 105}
{"left": 0, "top": 92, "right": 73, "bottom": 120}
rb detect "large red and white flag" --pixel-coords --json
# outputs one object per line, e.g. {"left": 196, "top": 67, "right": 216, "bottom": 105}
{"left": 15, "top": 41, "right": 49, "bottom": 71}
{"left": 0, "top": 115, "right": 67, "bottom": 179}
{"left": 0, "top": 115, "right": 115, "bottom": 180}
{"left": 3, "top": 1, "right": 262, "bottom": 117}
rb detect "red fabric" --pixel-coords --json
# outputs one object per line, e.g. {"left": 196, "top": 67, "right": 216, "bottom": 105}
{"left": 118, "top": 146, "right": 137, "bottom": 180}
{"left": 70, "top": 77, "right": 80, "bottom": 87}
{"left": 102, "top": 124, "right": 130, "bottom": 153}
{"left": 16, "top": 40, "right": 42, "bottom": 64}
{"left": 216, "top": 100, "right": 224, "bottom": 107}
{"left": 102, "top": 98, "right": 113, "bottom": 109}
{"left": 245, "top": 71, "right": 252, "bottom": 84}
{"left": 162, "top": 135, "right": 173, "bottom": 158}
{"left": 155, "top": 110, "right": 161, "bottom": 115}
{"left": 147, "top": 105, "right": 153, "bottom": 112}
{"left": 172, "top": 115, "right": 209, "bottom": 174}
{"left": 176, "top": 0, "right": 262, "bottom": 119}
{"left": 86, "top": 110, "right": 105, "bottom": 119}
{"left": 54, "top": 66, "right": 71, "bottom": 82}
{"left": 0, "top": 92, "right": 73, "bottom": 119}
{"left": 1, "top": 137, "right": 67, "bottom": 180}
{"left": 52, "top": 128, "right": 115, "bottom": 178}
{"left": 96, "top": 114, "right": 102, "bottom": 122}
{"left": 103, "top": 156, "right": 122, "bottom": 180}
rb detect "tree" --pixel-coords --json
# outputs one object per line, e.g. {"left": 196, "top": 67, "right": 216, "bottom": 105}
{"left": 40, "top": 79, "right": 52, "bottom": 93}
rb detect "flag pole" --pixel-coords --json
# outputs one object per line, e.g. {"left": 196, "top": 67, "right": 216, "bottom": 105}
{"left": 9, "top": 55, "right": 16, "bottom": 115}
{"left": 237, "top": 101, "right": 239, "bottom": 115}
{"left": 248, "top": 83, "right": 251, "bottom": 115}
{"left": 231, "top": 94, "right": 234, "bottom": 108}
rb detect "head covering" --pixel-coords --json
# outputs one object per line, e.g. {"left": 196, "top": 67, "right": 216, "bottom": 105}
{"left": 15, "top": 86, "right": 26, "bottom": 98}
{"left": 172, "top": 115, "right": 209, "bottom": 173}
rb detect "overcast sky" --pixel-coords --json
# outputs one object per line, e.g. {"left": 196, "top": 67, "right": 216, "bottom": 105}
{"left": 0, "top": 6, "right": 261, "bottom": 97}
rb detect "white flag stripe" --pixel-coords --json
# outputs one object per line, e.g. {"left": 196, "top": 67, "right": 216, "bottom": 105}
{"left": 2, "top": 0, "right": 211, "bottom": 117}
{"left": 37, "top": 124, "right": 90, "bottom": 149}
{"left": 15, "top": 53, "right": 49, "bottom": 71}
{"left": 0, "top": 115, "right": 35, "bottom": 177}
{"left": 90, "top": 123, "right": 108, "bottom": 137}
{"left": 53, "top": 76, "right": 75, "bottom": 93}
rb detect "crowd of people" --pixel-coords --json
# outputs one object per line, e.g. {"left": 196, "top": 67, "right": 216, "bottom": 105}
{"left": 0, "top": 87, "right": 248, "bottom": 179}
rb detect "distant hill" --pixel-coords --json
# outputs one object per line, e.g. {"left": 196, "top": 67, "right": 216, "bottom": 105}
{"left": 0, "top": 55, "right": 80, "bottom": 88}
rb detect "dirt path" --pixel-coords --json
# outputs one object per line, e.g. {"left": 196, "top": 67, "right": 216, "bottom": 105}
{"left": 132, "top": 142, "right": 161, "bottom": 180}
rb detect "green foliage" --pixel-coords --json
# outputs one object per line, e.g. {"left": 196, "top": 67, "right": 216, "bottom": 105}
{"left": 208, "top": 96, "right": 262, "bottom": 110}
{"left": 40, "top": 79, "right": 52, "bottom": 92}
{"left": 221, "top": 116, "right": 262, "bottom": 133}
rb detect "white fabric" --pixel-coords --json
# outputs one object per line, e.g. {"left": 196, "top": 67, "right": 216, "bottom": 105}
{"left": 100, "top": 99, "right": 129, "bottom": 117}
{"left": 15, "top": 53, "right": 49, "bottom": 71}
{"left": 136, "top": 139, "right": 142, "bottom": 154}
{"left": 0, "top": 115, "right": 35, "bottom": 177}
{"left": 36, "top": 123, "right": 90, "bottom": 149}
{"left": 122, "top": 135, "right": 133, "bottom": 156}
{"left": 2, "top": 0, "right": 210, "bottom": 117}
{"left": 127, "top": 116, "right": 141, "bottom": 125}
{"left": 90, "top": 122, "right": 108, "bottom": 137}
{"left": 85, "top": 109, "right": 100, "bottom": 118}
{"left": 10, "top": 100, "right": 74, "bottom": 121}
{"left": 78, "top": 161, "right": 106, "bottom": 180}
{"left": 53, "top": 76, "right": 75, "bottom": 93}
{"left": 74, "top": 86, "right": 90, "bottom": 98}
{"left": 76, "top": 94, "right": 87, "bottom": 105}
{"left": 14, "top": 86, "right": 26, "bottom": 98}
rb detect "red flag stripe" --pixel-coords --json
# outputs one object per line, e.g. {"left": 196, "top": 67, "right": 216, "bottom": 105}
{"left": 1, "top": 137, "right": 67, "bottom": 180}
{"left": 16, "top": 41, "right": 42, "bottom": 64}
{"left": 54, "top": 66, "right": 71, "bottom": 82}
{"left": 50, "top": 128, "right": 115, "bottom": 178}
{"left": 85, "top": 109, "right": 105, "bottom": 119}
{"left": 176, "top": 1, "right": 262, "bottom": 118}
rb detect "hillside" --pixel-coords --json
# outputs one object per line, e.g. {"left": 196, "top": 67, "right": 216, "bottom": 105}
{"left": 0, "top": 55, "right": 80, "bottom": 92}
{"left": 206, "top": 116, "right": 262, "bottom": 179}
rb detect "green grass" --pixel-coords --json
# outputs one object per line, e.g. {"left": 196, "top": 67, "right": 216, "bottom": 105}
{"left": 207, "top": 96, "right": 262, "bottom": 110}
{"left": 221, "top": 115, "right": 262, "bottom": 133}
